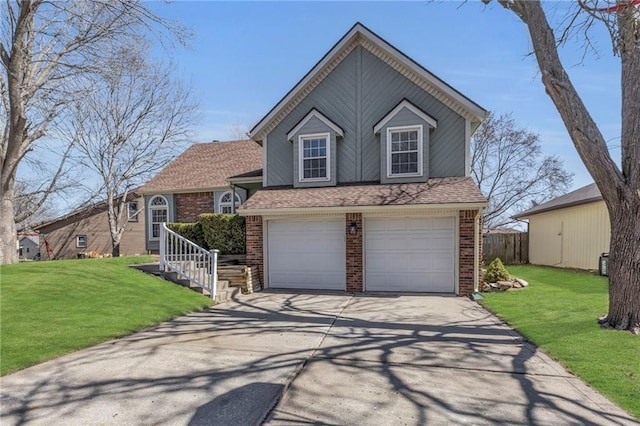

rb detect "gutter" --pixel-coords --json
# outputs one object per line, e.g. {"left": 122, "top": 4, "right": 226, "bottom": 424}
{"left": 237, "top": 202, "right": 488, "bottom": 217}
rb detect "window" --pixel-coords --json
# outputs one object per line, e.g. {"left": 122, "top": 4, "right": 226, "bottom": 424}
{"left": 299, "top": 133, "right": 330, "bottom": 181}
{"left": 76, "top": 235, "right": 87, "bottom": 248}
{"left": 148, "top": 195, "right": 168, "bottom": 240}
{"left": 387, "top": 125, "right": 423, "bottom": 177}
{"left": 219, "top": 191, "right": 241, "bottom": 214}
{"left": 127, "top": 201, "right": 139, "bottom": 222}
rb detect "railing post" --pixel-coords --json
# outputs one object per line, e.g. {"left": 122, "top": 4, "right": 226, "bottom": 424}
{"left": 159, "top": 223, "right": 166, "bottom": 272}
{"left": 211, "top": 249, "right": 219, "bottom": 300}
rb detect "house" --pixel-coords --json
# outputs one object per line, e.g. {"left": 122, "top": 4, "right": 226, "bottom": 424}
{"left": 513, "top": 183, "right": 609, "bottom": 270}
{"left": 237, "top": 23, "right": 488, "bottom": 295}
{"left": 17, "top": 234, "right": 39, "bottom": 260}
{"left": 34, "top": 192, "right": 146, "bottom": 260}
{"left": 139, "top": 140, "right": 262, "bottom": 253}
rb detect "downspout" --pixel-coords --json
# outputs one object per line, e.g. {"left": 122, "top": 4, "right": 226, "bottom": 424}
{"left": 231, "top": 185, "right": 237, "bottom": 214}
{"left": 474, "top": 208, "right": 483, "bottom": 293}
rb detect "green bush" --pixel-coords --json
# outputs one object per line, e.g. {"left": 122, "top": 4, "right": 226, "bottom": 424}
{"left": 484, "top": 257, "right": 510, "bottom": 282}
{"left": 166, "top": 222, "right": 208, "bottom": 249}
{"left": 199, "top": 214, "right": 245, "bottom": 255}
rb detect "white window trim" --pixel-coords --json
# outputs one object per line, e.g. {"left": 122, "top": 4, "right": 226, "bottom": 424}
{"left": 76, "top": 235, "right": 87, "bottom": 248}
{"left": 298, "top": 133, "right": 331, "bottom": 182}
{"left": 148, "top": 195, "right": 169, "bottom": 241}
{"left": 386, "top": 125, "right": 423, "bottom": 178}
{"left": 218, "top": 191, "right": 242, "bottom": 214}
{"left": 127, "top": 201, "right": 139, "bottom": 222}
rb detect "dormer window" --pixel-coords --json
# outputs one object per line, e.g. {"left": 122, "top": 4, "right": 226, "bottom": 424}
{"left": 388, "top": 125, "right": 423, "bottom": 177}
{"left": 299, "top": 133, "right": 330, "bottom": 182}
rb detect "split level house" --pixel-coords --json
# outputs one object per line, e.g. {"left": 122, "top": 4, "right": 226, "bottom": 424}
{"left": 235, "top": 23, "right": 489, "bottom": 295}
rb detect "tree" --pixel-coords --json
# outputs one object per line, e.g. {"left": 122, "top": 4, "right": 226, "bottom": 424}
{"left": 65, "top": 46, "right": 196, "bottom": 257}
{"left": 0, "top": 0, "right": 185, "bottom": 264}
{"left": 471, "top": 113, "right": 573, "bottom": 228}
{"left": 487, "top": 0, "right": 640, "bottom": 333}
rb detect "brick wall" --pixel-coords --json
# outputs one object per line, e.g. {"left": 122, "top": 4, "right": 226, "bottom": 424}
{"left": 245, "top": 215, "right": 264, "bottom": 288}
{"left": 175, "top": 192, "right": 214, "bottom": 222}
{"left": 459, "top": 210, "right": 479, "bottom": 295}
{"left": 346, "top": 213, "right": 363, "bottom": 292}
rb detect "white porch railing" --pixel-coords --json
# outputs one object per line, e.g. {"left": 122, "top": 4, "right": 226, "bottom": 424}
{"left": 159, "top": 223, "right": 218, "bottom": 299}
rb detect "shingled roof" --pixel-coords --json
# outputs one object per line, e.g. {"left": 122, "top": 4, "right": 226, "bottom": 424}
{"left": 239, "top": 177, "right": 486, "bottom": 213}
{"left": 140, "top": 140, "right": 262, "bottom": 194}
{"left": 512, "top": 183, "right": 602, "bottom": 219}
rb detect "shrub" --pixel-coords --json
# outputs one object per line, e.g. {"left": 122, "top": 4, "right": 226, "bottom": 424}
{"left": 166, "top": 222, "right": 208, "bottom": 249}
{"left": 484, "top": 257, "right": 510, "bottom": 282}
{"left": 199, "top": 214, "right": 245, "bottom": 255}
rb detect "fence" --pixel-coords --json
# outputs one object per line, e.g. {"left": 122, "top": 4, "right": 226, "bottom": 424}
{"left": 482, "top": 232, "right": 529, "bottom": 265}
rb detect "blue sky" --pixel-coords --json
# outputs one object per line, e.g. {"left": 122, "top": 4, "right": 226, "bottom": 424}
{"left": 151, "top": 0, "right": 621, "bottom": 192}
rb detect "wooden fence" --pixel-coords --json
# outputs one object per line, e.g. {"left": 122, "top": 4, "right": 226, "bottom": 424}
{"left": 482, "top": 232, "right": 529, "bottom": 265}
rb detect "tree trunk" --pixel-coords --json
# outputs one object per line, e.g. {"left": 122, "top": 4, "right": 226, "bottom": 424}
{"left": 112, "top": 242, "right": 120, "bottom": 258}
{"left": 600, "top": 197, "right": 640, "bottom": 334}
{"left": 0, "top": 190, "right": 18, "bottom": 264}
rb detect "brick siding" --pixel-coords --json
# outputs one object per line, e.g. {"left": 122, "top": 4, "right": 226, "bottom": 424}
{"left": 175, "top": 192, "right": 214, "bottom": 222}
{"left": 346, "top": 213, "right": 363, "bottom": 292}
{"left": 459, "top": 209, "right": 479, "bottom": 295}
{"left": 245, "top": 215, "right": 264, "bottom": 288}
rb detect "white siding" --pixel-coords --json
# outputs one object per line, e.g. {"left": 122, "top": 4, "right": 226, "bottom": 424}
{"left": 528, "top": 201, "right": 610, "bottom": 270}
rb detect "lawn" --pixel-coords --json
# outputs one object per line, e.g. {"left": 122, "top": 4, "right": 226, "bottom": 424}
{"left": 481, "top": 265, "right": 640, "bottom": 420}
{"left": 0, "top": 256, "right": 212, "bottom": 375}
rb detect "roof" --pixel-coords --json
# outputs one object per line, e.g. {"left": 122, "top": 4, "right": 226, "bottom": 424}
{"left": 34, "top": 190, "right": 141, "bottom": 233}
{"left": 250, "top": 22, "right": 488, "bottom": 141}
{"left": 512, "top": 183, "right": 602, "bottom": 219}
{"left": 239, "top": 177, "right": 486, "bottom": 213}
{"left": 139, "top": 140, "right": 263, "bottom": 194}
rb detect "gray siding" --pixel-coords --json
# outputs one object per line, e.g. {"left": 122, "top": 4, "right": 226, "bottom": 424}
{"left": 290, "top": 116, "right": 338, "bottom": 188}
{"left": 378, "top": 107, "right": 430, "bottom": 184}
{"left": 265, "top": 45, "right": 466, "bottom": 186}
{"left": 213, "top": 188, "right": 247, "bottom": 213}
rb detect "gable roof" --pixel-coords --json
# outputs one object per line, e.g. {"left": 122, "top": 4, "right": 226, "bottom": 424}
{"left": 512, "top": 183, "right": 603, "bottom": 219}
{"left": 139, "top": 140, "right": 263, "bottom": 194}
{"left": 250, "top": 22, "right": 488, "bottom": 141}
{"left": 239, "top": 177, "right": 486, "bottom": 214}
{"left": 34, "top": 191, "right": 141, "bottom": 234}
{"left": 374, "top": 98, "right": 438, "bottom": 133}
{"left": 286, "top": 108, "right": 344, "bottom": 140}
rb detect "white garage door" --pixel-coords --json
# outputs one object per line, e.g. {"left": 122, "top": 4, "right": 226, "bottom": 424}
{"left": 365, "top": 217, "right": 455, "bottom": 293}
{"left": 268, "top": 219, "right": 345, "bottom": 290}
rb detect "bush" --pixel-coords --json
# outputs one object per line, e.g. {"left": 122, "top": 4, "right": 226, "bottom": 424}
{"left": 199, "top": 214, "right": 245, "bottom": 255}
{"left": 484, "top": 257, "right": 510, "bottom": 282}
{"left": 166, "top": 222, "right": 208, "bottom": 250}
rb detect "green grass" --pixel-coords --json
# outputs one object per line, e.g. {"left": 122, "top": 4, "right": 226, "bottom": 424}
{"left": 481, "top": 265, "right": 640, "bottom": 419}
{"left": 0, "top": 256, "right": 211, "bottom": 375}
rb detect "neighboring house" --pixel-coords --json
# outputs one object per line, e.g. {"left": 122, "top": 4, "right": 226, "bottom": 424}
{"left": 513, "top": 183, "right": 609, "bottom": 271}
{"left": 17, "top": 234, "right": 39, "bottom": 260}
{"left": 139, "top": 140, "right": 262, "bottom": 253}
{"left": 34, "top": 192, "right": 145, "bottom": 260}
{"left": 237, "top": 23, "right": 488, "bottom": 295}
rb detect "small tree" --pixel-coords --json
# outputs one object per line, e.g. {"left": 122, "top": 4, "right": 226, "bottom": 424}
{"left": 471, "top": 113, "right": 572, "bottom": 227}
{"left": 65, "top": 46, "right": 196, "bottom": 257}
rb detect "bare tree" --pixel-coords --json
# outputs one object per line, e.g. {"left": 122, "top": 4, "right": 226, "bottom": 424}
{"left": 64, "top": 46, "right": 196, "bottom": 257}
{"left": 486, "top": 0, "right": 640, "bottom": 333}
{"left": 0, "top": 0, "right": 186, "bottom": 264}
{"left": 471, "top": 113, "right": 572, "bottom": 228}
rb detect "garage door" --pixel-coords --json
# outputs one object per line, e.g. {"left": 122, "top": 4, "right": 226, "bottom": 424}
{"left": 268, "top": 219, "right": 345, "bottom": 290}
{"left": 365, "top": 216, "right": 455, "bottom": 293}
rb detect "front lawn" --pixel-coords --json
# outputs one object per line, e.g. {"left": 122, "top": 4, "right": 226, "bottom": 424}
{"left": 481, "top": 265, "right": 640, "bottom": 419}
{"left": 0, "top": 256, "right": 211, "bottom": 375}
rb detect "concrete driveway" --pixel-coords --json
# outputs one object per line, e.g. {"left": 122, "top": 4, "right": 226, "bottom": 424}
{"left": 0, "top": 292, "right": 636, "bottom": 425}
